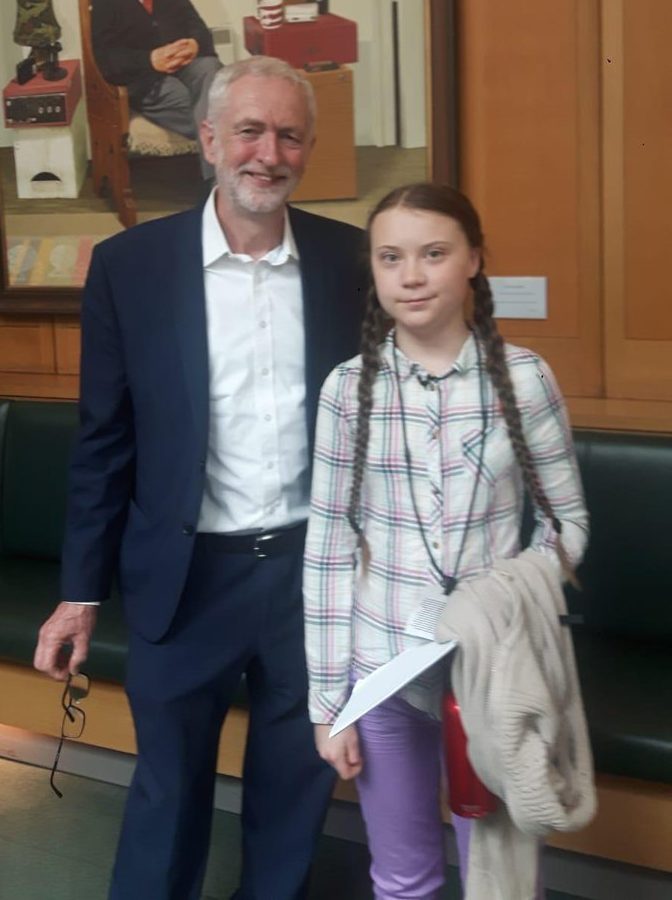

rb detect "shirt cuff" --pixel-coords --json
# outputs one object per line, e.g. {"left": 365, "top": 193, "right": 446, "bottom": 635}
{"left": 64, "top": 600, "right": 102, "bottom": 606}
{"left": 308, "top": 686, "right": 350, "bottom": 725}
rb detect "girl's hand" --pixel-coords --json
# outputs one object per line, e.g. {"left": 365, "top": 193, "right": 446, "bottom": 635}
{"left": 314, "top": 724, "right": 363, "bottom": 780}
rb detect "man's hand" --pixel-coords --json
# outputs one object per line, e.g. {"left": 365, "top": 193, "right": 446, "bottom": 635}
{"left": 170, "top": 38, "right": 198, "bottom": 66}
{"left": 150, "top": 39, "right": 199, "bottom": 74}
{"left": 314, "top": 723, "right": 363, "bottom": 781}
{"left": 34, "top": 602, "right": 98, "bottom": 681}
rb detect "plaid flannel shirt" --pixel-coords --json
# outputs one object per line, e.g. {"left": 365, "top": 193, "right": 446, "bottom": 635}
{"left": 304, "top": 332, "right": 589, "bottom": 723}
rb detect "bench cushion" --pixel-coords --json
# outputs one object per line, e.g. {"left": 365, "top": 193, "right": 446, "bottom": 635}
{"left": 574, "top": 631, "right": 672, "bottom": 784}
{"left": 128, "top": 113, "right": 199, "bottom": 157}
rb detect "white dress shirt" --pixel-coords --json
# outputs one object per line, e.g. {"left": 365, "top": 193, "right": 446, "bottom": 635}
{"left": 197, "top": 189, "right": 310, "bottom": 534}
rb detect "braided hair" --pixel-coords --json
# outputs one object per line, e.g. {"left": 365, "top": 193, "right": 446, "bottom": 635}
{"left": 346, "top": 287, "right": 386, "bottom": 532}
{"left": 347, "top": 182, "right": 578, "bottom": 585}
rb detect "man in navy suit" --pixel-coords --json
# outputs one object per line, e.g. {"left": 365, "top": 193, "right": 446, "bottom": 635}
{"left": 34, "top": 56, "right": 365, "bottom": 899}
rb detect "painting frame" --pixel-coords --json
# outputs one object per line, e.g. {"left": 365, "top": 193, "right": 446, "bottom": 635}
{"left": 0, "top": 0, "right": 457, "bottom": 315}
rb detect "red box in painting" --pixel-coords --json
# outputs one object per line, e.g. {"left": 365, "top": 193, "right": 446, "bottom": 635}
{"left": 243, "top": 13, "right": 358, "bottom": 68}
{"left": 3, "top": 59, "right": 82, "bottom": 128}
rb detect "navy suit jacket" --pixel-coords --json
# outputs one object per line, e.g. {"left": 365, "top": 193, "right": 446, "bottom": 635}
{"left": 61, "top": 205, "right": 365, "bottom": 641}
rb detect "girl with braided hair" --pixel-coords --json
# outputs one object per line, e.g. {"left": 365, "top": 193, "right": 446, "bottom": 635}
{"left": 303, "top": 183, "right": 588, "bottom": 898}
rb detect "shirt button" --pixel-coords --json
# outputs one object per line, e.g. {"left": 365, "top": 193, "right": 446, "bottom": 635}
{"left": 261, "top": 368, "right": 269, "bottom": 376}
{"left": 264, "top": 414, "right": 272, "bottom": 421}
{"left": 432, "top": 541, "right": 440, "bottom": 549}
{"left": 267, "top": 461, "right": 274, "bottom": 469}
{"left": 182, "top": 524, "right": 195, "bottom": 536}
{"left": 260, "top": 321, "right": 267, "bottom": 329}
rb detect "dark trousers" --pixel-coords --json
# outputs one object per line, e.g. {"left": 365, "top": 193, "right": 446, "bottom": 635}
{"left": 128, "top": 56, "right": 221, "bottom": 178}
{"left": 109, "top": 534, "right": 335, "bottom": 900}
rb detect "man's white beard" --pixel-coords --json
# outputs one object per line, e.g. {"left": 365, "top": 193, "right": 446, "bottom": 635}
{"left": 221, "top": 167, "right": 300, "bottom": 215}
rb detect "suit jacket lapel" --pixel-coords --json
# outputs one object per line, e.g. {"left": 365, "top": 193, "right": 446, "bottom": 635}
{"left": 289, "top": 206, "right": 333, "bottom": 433}
{"left": 169, "top": 208, "right": 210, "bottom": 437}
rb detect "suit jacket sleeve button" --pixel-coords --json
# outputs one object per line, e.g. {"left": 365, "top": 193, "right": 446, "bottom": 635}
{"left": 182, "top": 524, "right": 195, "bottom": 536}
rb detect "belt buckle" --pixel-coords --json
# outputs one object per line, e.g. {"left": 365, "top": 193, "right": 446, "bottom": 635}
{"left": 253, "top": 532, "right": 275, "bottom": 559}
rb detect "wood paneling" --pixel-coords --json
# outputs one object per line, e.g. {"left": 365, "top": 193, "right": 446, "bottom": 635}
{"left": 0, "top": 315, "right": 79, "bottom": 398}
{"left": 54, "top": 318, "right": 81, "bottom": 375}
{"left": 546, "top": 774, "right": 672, "bottom": 872}
{"left": 0, "top": 662, "right": 247, "bottom": 778}
{"left": 622, "top": 2, "right": 672, "bottom": 341}
{"left": 568, "top": 396, "right": 672, "bottom": 433}
{"left": 0, "top": 375, "right": 78, "bottom": 398}
{"left": 603, "top": 0, "right": 672, "bottom": 401}
{"left": 0, "top": 316, "right": 55, "bottom": 373}
{"left": 457, "top": 0, "right": 602, "bottom": 400}
{"left": 2, "top": 0, "right": 672, "bottom": 427}
{"left": 2, "top": 661, "right": 671, "bottom": 873}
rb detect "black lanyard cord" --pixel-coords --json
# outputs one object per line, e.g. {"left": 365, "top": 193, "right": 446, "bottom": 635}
{"left": 392, "top": 334, "right": 488, "bottom": 596}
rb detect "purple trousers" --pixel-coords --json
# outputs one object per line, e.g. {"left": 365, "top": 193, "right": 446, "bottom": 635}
{"left": 355, "top": 692, "right": 544, "bottom": 900}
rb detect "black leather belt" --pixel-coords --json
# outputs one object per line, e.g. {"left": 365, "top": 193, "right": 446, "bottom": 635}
{"left": 197, "top": 522, "right": 307, "bottom": 559}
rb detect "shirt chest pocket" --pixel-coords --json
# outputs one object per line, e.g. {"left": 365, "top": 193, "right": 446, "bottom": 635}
{"left": 461, "top": 421, "right": 515, "bottom": 486}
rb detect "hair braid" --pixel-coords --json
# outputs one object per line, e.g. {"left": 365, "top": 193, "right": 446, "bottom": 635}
{"left": 347, "top": 287, "right": 388, "bottom": 567}
{"left": 471, "top": 271, "right": 578, "bottom": 586}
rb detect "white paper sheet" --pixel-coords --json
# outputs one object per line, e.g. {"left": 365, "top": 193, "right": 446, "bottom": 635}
{"left": 329, "top": 640, "right": 457, "bottom": 737}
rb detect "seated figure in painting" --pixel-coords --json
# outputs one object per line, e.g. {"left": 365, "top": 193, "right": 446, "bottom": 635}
{"left": 91, "top": 0, "right": 221, "bottom": 176}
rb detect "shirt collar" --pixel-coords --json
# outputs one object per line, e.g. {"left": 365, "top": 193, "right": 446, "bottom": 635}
{"left": 380, "top": 329, "right": 480, "bottom": 382}
{"left": 202, "top": 188, "right": 299, "bottom": 269}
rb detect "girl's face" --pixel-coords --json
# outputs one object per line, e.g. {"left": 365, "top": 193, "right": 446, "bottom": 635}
{"left": 370, "top": 207, "right": 480, "bottom": 341}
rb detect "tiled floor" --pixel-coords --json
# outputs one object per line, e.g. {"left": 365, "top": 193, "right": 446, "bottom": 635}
{"left": 0, "top": 758, "right": 584, "bottom": 900}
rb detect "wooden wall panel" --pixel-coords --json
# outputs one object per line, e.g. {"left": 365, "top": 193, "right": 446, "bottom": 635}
{"left": 457, "top": 0, "right": 602, "bottom": 400}
{"left": 4, "top": 661, "right": 672, "bottom": 872}
{"left": 2, "top": 0, "right": 672, "bottom": 426}
{"left": 0, "top": 317, "right": 79, "bottom": 399}
{"left": 54, "top": 318, "right": 81, "bottom": 376}
{"left": 622, "top": 2, "right": 672, "bottom": 341}
{"left": 0, "top": 316, "right": 55, "bottom": 373}
{"left": 603, "top": 0, "right": 672, "bottom": 403}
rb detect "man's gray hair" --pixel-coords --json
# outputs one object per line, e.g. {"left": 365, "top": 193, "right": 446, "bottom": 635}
{"left": 206, "top": 56, "right": 316, "bottom": 135}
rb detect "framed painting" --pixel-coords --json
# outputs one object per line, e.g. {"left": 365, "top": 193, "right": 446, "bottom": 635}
{"left": 0, "top": 0, "right": 457, "bottom": 314}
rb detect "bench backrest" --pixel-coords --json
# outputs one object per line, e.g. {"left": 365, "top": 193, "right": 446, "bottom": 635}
{"left": 570, "top": 429, "right": 672, "bottom": 641}
{"left": 1, "top": 401, "right": 670, "bottom": 641}
{"left": 0, "top": 400, "right": 78, "bottom": 561}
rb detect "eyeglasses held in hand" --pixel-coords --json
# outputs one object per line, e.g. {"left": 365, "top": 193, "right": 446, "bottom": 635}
{"left": 49, "top": 672, "right": 90, "bottom": 799}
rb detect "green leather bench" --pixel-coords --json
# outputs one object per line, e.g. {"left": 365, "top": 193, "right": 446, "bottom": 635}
{"left": 0, "top": 400, "right": 128, "bottom": 683}
{"left": 1, "top": 399, "right": 671, "bottom": 785}
{"left": 566, "top": 432, "right": 672, "bottom": 785}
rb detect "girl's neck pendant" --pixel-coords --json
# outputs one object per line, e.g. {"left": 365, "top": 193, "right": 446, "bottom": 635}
{"left": 443, "top": 575, "right": 458, "bottom": 596}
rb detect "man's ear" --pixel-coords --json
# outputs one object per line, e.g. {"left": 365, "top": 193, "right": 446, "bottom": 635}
{"left": 199, "top": 119, "right": 217, "bottom": 165}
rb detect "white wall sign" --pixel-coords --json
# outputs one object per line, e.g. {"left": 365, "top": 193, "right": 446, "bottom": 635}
{"left": 489, "top": 276, "right": 548, "bottom": 320}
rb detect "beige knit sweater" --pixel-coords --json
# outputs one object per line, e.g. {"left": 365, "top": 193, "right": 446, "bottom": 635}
{"left": 435, "top": 549, "right": 596, "bottom": 900}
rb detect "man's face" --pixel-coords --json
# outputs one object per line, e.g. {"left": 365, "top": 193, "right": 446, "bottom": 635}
{"left": 201, "top": 75, "right": 314, "bottom": 215}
